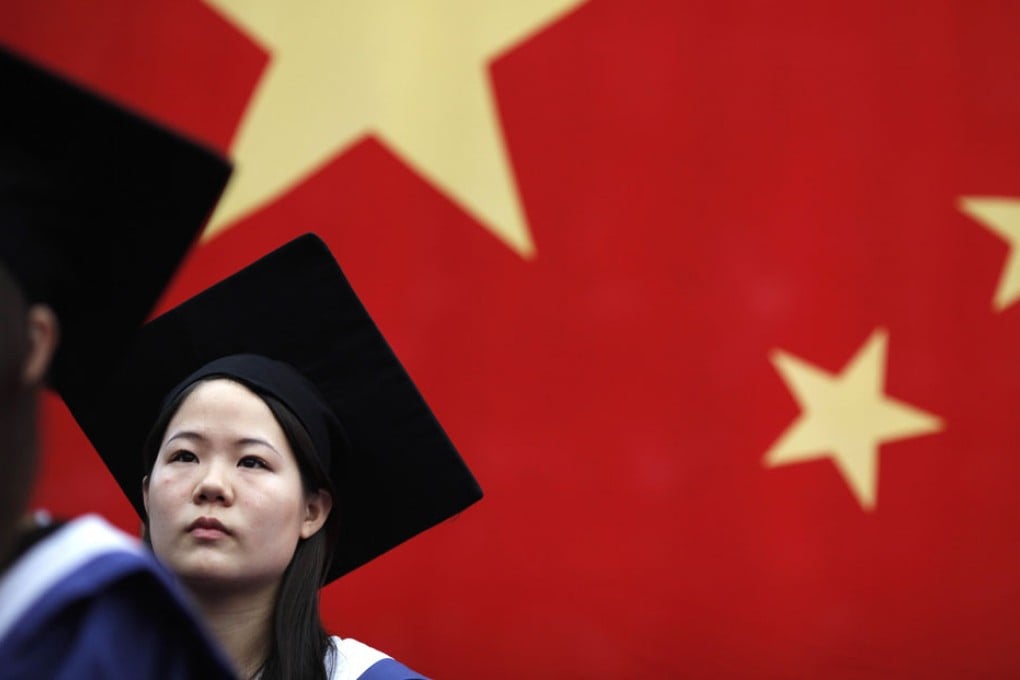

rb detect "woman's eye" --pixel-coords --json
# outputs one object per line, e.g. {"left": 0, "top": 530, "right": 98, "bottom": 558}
{"left": 169, "top": 450, "right": 197, "bottom": 463}
{"left": 238, "top": 456, "right": 268, "bottom": 470}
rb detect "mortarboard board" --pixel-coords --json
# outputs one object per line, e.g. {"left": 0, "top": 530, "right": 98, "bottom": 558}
{"left": 0, "top": 45, "right": 231, "bottom": 393}
{"left": 63, "top": 234, "right": 483, "bottom": 583}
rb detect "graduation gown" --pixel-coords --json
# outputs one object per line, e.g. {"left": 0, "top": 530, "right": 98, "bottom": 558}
{"left": 0, "top": 514, "right": 235, "bottom": 679}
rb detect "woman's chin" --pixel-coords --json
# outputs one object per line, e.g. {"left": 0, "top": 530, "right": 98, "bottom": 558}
{"left": 178, "top": 564, "right": 281, "bottom": 597}
{"left": 174, "top": 558, "right": 242, "bottom": 588}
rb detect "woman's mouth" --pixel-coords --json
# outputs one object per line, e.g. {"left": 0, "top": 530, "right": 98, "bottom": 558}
{"left": 187, "top": 516, "right": 231, "bottom": 539}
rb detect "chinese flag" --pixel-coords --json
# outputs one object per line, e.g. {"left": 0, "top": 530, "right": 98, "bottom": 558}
{"left": 4, "top": 1, "right": 1020, "bottom": 677}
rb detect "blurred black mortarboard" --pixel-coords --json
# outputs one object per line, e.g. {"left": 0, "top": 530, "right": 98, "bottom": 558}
{"left": 0, "top": 45, "right": 231, "bottom": 393}
{"left": 64, "top": 234, "right": 483, "bottom": 583}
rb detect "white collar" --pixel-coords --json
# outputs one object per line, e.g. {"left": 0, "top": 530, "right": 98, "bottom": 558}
{"left": 328, "top": 636, "right": 393, "bottom": 680}
{"left": 0, "top": 514, "right": 143, "bottom": 644}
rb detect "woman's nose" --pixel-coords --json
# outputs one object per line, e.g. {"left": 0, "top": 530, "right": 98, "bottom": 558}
{"left": 192, "top": 461, "right": 233, "bottom": 505}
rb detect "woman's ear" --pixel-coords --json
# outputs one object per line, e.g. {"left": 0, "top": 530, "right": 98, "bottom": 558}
{"left": 21, "top": 305, "right": 59, "bottom": 386}
{"left": 142, "top": 476, "right": 150, "bottom": 516}
{"left": 300, "top": 489, "right": 333, "bottom": 539}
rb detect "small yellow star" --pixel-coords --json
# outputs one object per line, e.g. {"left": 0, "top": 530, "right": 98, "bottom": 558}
{"left": 202, "top": 0, "right": 588, "bottom": 258}
{"left": 959, "top": 196, "right": 1020, "bottom": 311}
{"left": 763, "top": 329, "right": 943, "bottom": 511}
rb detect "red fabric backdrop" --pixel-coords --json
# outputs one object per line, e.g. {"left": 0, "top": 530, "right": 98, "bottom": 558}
{"left": 4, "top": 1, "right": 1020, "bottom": 677}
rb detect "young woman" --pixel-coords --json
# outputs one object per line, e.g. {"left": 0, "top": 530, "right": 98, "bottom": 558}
{"left": 142, "top": 358, "right": 394, "bottom": 679}
{"left": 66, "top": 235, "right": 483, "bottom": 680}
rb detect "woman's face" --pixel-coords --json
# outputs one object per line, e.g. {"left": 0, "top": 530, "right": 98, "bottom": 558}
{"left": 143, "top": 378, "right": 330, "bottom": 592}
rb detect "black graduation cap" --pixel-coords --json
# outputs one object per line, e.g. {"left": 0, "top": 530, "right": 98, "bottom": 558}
{"left": 0, "top": 45, "right": 231, "bottom": 393}
{"left": 64, "top": 234, "right": 483, "bottom": 583}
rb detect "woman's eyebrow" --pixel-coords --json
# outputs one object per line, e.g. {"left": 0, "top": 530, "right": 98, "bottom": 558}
{"left": 164, "top": 430, "right": 207, "bottom": 445}
{"left": 163, "top": 431, "right": 282, "bottom": 457}
{"left": 238, "top": 437, "right": 282, "bottom": 457}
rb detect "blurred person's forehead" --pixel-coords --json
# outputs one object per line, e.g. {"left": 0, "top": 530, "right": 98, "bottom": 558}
{"left": 0, "top": 260, "right": 26, "bottom": 316}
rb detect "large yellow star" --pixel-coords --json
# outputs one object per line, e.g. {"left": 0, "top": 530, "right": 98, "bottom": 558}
{"left": 763, "top": 329, "right": 943, "bottom": 511}
{"left": 201, "top": 0, "right": 588, "bottom": 257}
{"left": 959, "top": 197, "right": 1020, "bottom": 311}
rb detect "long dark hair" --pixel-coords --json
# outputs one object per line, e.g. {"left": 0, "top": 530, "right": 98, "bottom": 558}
{"left": 142, "top": 378, "right": 339, "bottom": 680}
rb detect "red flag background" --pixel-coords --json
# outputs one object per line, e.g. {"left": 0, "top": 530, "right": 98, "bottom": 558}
{"left": 4, "top": 1, "right": 1020, "bottom": 677}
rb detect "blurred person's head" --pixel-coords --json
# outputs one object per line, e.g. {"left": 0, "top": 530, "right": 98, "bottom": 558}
{"left": 0, "top": 263, "right": 57, "bottom": 564}
{"left": 0, "top": 44, "right": 229, "bottom": 565}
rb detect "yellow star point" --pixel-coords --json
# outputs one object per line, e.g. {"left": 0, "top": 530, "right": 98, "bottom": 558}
{"left": 202, "top": 0, "right": 588, "bottom": 258}
{"left": 959, "top": 196, "right": 1020, "bottom": 311}
{"left": 763, "top": 328, "right": 943, "bottom": 511}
